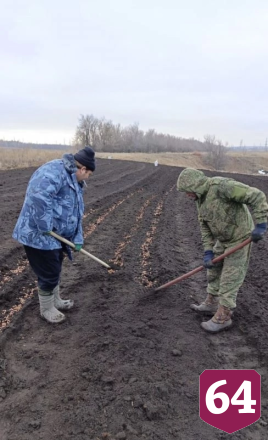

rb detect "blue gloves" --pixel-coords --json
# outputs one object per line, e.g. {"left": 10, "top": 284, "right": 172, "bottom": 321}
{"left": 251, "top": 223, "right": 267, "bottom": 243}
{"left": 203, "top": 250, "right": 215, "bottom": 269}
{"left": 74, "top": 244, "right": 83, "bottom": 252}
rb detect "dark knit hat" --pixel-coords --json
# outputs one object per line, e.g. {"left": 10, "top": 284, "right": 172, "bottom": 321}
{"left": 74, "top": 146, "right": 96, "bottom": 172}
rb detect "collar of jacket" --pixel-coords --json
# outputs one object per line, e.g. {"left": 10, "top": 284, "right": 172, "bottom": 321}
{"left": 62, "top": 153, "right": 86, "bottom": 188}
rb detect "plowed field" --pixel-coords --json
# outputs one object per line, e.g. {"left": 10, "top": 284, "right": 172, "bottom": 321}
{"left": 0, "top": 160, "right": 268, "bottom": 440}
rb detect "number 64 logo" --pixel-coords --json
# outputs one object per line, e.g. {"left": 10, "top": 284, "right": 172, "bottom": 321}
{"left": 200, "top": 370, "right": 261, "bottom": 434}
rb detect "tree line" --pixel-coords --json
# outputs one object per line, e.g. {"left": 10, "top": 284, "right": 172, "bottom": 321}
{"left": 74, "top": 114, "right": 215, "bottom": 154}
{"left": 0, "top": 115, "right": 228, "bottom": 170}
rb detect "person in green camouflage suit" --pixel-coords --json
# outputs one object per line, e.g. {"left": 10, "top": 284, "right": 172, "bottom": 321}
{"left": 177, "top": 168, "right": 268, "bottom": 333}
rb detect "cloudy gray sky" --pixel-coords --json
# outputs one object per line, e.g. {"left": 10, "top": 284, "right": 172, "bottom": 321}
{"left": 1, "top": 0, "right": 268, "bottom": 146}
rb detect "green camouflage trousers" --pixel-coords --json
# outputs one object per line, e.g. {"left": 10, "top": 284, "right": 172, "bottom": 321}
{"left": 207, "top": 238, "right": 252, "bottom": 309}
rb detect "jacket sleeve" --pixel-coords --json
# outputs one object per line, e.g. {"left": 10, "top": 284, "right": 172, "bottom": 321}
{"left": 73, "top": 221, "right": 84, "bottom": 244}
{"left": 198, "top": 208, "right": 216, "bottom": 251}
{"left": 219, "top": 180, "right": 268, "bottom": 224}
{"left": 72, "top": 186, "right": 84, "bottom": 244}
{"left": 28, "top": 170, "right": 63, "bottom": 233}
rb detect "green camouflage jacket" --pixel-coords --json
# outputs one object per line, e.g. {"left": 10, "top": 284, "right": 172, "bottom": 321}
{"left": 177, "top": 168, "right": 268, "bottom": 251}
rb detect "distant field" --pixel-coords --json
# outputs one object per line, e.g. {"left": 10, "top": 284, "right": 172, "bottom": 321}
{"left": 96, "top": 151, "right": 206, "bottom": 169}
{"left": 0, "top": 148, "right": 64, "bottom": 170}
{"left": 226, "top": 151, "right": 268, "bottom": 174}
{"left": 1, "top": 147, "right": 268, "bottom": 175}
{"left": 96, "top": 151, "right": 268, "bottom": 175}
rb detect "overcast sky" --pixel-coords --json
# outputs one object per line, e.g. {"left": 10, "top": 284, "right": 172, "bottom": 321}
{"left": 1, "top": 0, "right": 268, "bottom": 146}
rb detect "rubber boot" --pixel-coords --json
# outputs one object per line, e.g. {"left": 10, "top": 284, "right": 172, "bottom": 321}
{"left": 201, "top": 305, "right": 232, "bottom": 333}
{"left": 38, "top": 289, "right": 66, "bottom": 324}
{"left": 53, "top": 285, "right": 74, "bottom": 310}
{"left": 190, "top": 293, "right": 219, "bottom": 315}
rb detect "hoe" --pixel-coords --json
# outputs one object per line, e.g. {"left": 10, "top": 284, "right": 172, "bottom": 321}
{"left": 152, "top": 237, "right": 252, "bottom": 293}
{"left": 49, "top": 231, "right": 119, "bottom": 271}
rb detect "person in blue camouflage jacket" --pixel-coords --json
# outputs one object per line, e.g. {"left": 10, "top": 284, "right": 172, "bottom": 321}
{"left": 13, "top": 146, "right": 95, "bottom": 324}
{"left": 177, "top": 168, "right": 268, "bottom": 333}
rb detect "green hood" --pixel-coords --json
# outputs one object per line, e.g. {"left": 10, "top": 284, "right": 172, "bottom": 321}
{"left": 177, "top": 168, "right": 210, "bottom": 197}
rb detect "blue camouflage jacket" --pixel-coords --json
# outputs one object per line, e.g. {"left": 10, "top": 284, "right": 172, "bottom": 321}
{"left": 12, "top": 154, "right": 85, "bottom": 250}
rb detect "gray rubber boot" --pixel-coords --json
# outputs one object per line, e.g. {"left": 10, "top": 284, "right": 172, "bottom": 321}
{"left": 201, "top": 305, "right": 232, "bottom": 333}
{"left": 38, "top": 290, "right": 66, "bottom": 324}
{"left": 53, "top": 285, "right": 74, "bottom": 310}
{"left": 190, "top": 293, "right": 219, "bottom": 315}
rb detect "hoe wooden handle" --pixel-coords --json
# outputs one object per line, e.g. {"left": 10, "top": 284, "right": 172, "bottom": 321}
{"left": 154, "top": 237, "right": 252, "bottom": 292}
{"left": 49, "top": 231, "right": 111, "bottom": 269}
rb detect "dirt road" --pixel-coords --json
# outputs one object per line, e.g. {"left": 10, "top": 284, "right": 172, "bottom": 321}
{"left": 0, "top": 160, "right": 268, "bottom": 440}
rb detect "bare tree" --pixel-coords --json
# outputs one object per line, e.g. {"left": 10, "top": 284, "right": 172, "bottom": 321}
{"left": 98, "top": 118, "right": 114, "bottom": 151}
{"left": 204, "top": 134, "right": 216, "bottom": 151}
{"left": 204, "top": 135, "right": 228, "bottom": 170}
{"left": 74, "top": 114, "right": 99, "bottom": 149}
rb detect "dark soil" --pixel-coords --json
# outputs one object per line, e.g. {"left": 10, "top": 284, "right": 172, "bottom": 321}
{"left": 0, "top": 160, "right": 268, "bottom": 440}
